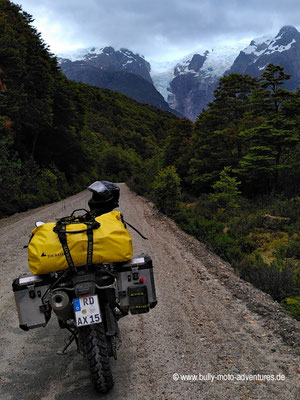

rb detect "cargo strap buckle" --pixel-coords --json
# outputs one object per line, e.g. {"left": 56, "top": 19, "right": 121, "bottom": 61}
{"left": 27, "top": 284, "right": 36, "bottom": 299}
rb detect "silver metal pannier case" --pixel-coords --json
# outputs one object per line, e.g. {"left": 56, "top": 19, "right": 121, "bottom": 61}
{"left": 12, "top": 274, "right": 51, "bottom": 331}
{"left": 116, "top": 254, "right": 157, "bottom": 314}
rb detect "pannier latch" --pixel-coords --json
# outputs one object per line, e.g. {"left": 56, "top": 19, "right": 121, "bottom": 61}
{"left": 27, "top": 284, "right": 36, "bottom": 299}
{"left": 132, "top": 266, "right": 139, "bottom": 281}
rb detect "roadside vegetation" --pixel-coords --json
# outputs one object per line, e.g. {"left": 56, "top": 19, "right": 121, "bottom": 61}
{"left": 129, "top": 67, "right": 300, "bottom": 319}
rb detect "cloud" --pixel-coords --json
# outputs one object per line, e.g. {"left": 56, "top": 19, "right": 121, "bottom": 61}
{"left": 17, "top": 0, "right": 300, "bottom": 60}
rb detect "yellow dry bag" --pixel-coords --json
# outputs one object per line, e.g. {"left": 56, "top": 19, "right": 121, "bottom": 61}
{"left": 28, "top": 211, "right": 133, "bottom": 275}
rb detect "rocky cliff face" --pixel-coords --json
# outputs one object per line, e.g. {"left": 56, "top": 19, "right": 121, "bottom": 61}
{"left": 167, "top": 26, "right": 300, "bottom": 120}
{"left": 228, "top": 25, "right": 300, "bottom": 91}
{"left": 166, "top": 44, "right": 244, "bottom": 121}
{"left": 168, "top": 68, "right": 217, "bottom": 121}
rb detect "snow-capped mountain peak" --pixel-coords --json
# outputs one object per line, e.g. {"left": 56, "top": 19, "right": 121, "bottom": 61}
{"left": 243, "top": 36, "right": 273, "bottom": 57}
{"left": 58, "top": 46, "right": 152, "bottom": 83}
{"left": 241, "top": 26, "right": 300, "bottom": 62}
{"left": 172, "top": 41, "right": 249, "bottom": 80}
{"left": 58, "top": 46, "right": 144, "bottom": 62}
{"left": 152, "top": 42, "right": 248, "bottom": 107}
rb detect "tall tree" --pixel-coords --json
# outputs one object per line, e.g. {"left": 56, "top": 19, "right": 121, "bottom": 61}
{"left": 237, "top": 64, "right": 298, "bottom": 194}
{"left": 163, "top": 118, "right": 193, "bottom": 187}
{"left": 188, "top": 73, "right": 258, "bottom": 193}
{"left": 0, "top": 0, "right": 58, "bottom": 157}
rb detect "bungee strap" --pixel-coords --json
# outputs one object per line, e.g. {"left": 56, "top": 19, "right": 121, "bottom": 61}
{"left": 123, "top": 220, "right": 148, "bottom": 240}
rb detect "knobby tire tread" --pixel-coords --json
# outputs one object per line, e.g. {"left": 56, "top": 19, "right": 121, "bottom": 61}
{"left": 79, "top": 323, "right": 114, "bottom": 393}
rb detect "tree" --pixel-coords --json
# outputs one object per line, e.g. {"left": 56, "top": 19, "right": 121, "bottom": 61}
{"left": 152, "top": 166, "right": 182, "bottom": 215}
{"left": 0, "top": 1, "right": 58, "bottom": 157}
{"left": 188, "top": 73, "right": 258, "bottom": 193}
{"left": 260, "top": 64, "right": 291, "bottom": 113}
{"left": 210, "top": 167, "right": 241, "bottom": 209}
{"left": 98, "top": 146, "right": 141, "bottom": 182}
{"left": 163, "top": 118, "right": 193, "bottom": 187}
{"left": 236, "top": 64, "right": 298, "bottom": 194}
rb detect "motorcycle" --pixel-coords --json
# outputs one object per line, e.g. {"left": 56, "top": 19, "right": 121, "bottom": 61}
{"left": 12, "top": 181, "right": 157, "bottom": 394}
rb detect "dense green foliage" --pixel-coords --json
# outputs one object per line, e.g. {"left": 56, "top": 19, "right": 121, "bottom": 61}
{"left": 0, "top": 0, "right": 177, "bottom": 217}
{"left": 187, "top": 66, "right": 300, "bottom": 196}
{"left": 152, "top": 166, "right": 182, "bottom": 215}
{"left": 129, "top": 65, "right": 300, "bottom": 318}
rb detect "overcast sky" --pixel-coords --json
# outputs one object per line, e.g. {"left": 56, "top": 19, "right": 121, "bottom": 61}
{"left": 16, "top": 0, "right": 300, "bottom": 70}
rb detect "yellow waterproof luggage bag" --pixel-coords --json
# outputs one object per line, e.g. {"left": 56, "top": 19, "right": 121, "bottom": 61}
{"left": 28, "top": 211, "right": 133, "bottom": 275}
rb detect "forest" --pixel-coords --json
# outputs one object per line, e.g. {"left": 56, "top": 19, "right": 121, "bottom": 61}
{"left": 133, "top": 66, "right": 300, "bottom": 319}
{"left": 0, "top": 0, "right": 177, "bottom": 215}
{"left": 0, "top": 0, "right": 299, "bottom": 317}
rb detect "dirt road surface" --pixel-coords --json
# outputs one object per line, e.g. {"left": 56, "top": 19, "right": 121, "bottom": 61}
{"left": 0, "top": 184, "right": 299, "bottom": 400}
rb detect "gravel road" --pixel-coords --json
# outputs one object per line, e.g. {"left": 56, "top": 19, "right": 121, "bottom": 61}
{"left": 0, "top": 184, "right": 299, "bottom": 400}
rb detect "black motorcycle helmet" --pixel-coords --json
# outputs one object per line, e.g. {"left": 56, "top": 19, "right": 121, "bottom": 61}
{"left": 88, "top": 181, "right": 120, "bottom": 215}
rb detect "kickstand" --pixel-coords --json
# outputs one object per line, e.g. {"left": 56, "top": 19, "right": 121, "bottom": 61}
{"left": 57, "top": 333, "right": 76, "bottom": 355}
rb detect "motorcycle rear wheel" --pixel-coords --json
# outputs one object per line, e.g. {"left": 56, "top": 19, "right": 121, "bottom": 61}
{"left": 78, "top": 323, "right": 114, "bottom": 393}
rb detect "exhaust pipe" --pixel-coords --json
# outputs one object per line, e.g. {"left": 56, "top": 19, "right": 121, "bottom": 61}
{"left": 50, "top": 291, "right": 72, "bottom": 320}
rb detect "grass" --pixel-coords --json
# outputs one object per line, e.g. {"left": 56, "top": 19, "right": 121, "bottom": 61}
{"left": 173, "top": 195, "right": 300, "bottom": 319}
{"left": 247, "top": 229, "right": 289, "bottom": 263}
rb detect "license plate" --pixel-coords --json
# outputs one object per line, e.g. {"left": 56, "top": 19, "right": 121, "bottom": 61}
{"left": 73, "top": 295, "right": 102, "bottom": 327}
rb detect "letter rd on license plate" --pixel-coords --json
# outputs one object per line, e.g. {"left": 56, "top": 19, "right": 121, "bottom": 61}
{"left": 73, "top": 295, "right": 102, "bottom": 327}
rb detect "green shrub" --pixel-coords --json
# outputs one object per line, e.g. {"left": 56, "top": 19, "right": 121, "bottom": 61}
{"left": 175, "top": 205, "right": 243, "bottom": 262}
{"left": 37, "top": 169, "right": 60, "bottom": 203}
{"left": 129, "top": 157, "right": 163, "bottom": 196}
{"left": 98, "top": 146, "right": 141, "bottom": 182}
{"left": 15, "top": 193, "right": 41, "bottom": 212}
{"left": 276, "top": 240, "right": 300, "bottom": 260}
{"left": 238, "top": 254, "right": 297, "bottom": 301}
{"left": 229, "top": 212, "right": 265, "bottom": 237}
{"left": 209, "top": 167, "right": 241, "bottom": 218}
{"left": 269, "top": 196, "right": 300, "bottom": 220}
{"left": 235, "top": 235, "right": 257, "bottom": 254}
{"left": 175, "top": 206, "right": 223, "bottom": 238}
{"left": 280, "top": 296, "right": 300, "bottom": 320}
{"left": 209, "top": 233, "right": 239, "bottom": 261}
{"left": 152, "top": 166, "right": 182, "bottom": 215}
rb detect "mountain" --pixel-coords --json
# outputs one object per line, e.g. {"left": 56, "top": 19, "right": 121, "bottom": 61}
{"left": 59, "top": 46, "right": 152, "bottom": 82}
{"left": 166, "top": 44, "right": 246, "bottom": 121}
{"left": 166, "top": 25, "right": 300, "bottom": 120}
{"left": 58, "top": 26, "right": 300, "bottom": 122}
{"left": 228, "top": 25, "right": 300, "bottom": 90}
{"left": 58, "top": 47, "right": 178, "bottom": 115}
